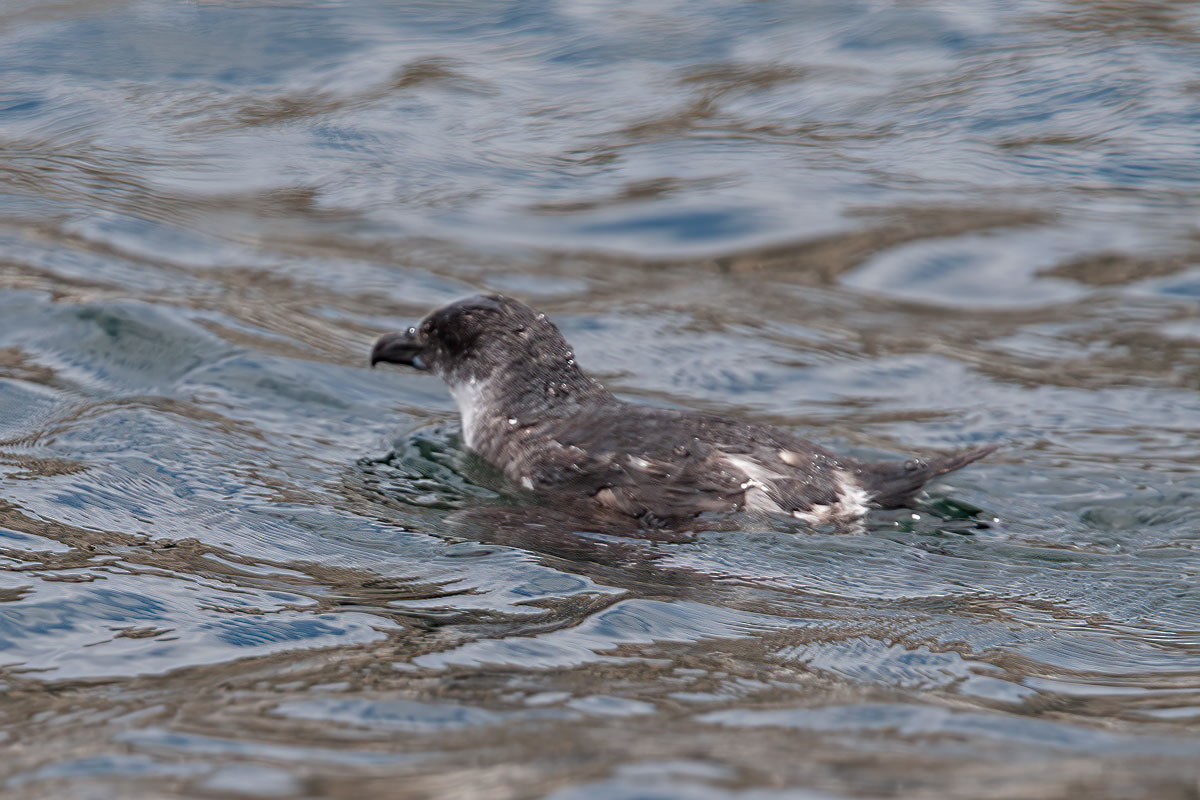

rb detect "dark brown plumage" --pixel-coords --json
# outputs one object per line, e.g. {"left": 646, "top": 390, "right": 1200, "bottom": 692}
{"left": 372, "top": 295, "right": 995, "bottom": 526}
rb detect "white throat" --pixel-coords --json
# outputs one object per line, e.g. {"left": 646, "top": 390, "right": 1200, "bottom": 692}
{"left": 448, "top": 377, "right": 491, "bottom": 449}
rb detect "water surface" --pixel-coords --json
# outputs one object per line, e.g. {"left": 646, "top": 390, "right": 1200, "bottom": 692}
{"left": 1, "top": 1, "right": 1199, "bottom": 798}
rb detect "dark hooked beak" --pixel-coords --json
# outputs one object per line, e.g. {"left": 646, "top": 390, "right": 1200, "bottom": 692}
{"left": 370, "top": 329, "right": 428, "bottom": 370}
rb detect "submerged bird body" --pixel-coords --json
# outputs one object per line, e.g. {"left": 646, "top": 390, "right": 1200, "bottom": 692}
{"left": 372, "top": 295, "right": 994, "bottom": 526}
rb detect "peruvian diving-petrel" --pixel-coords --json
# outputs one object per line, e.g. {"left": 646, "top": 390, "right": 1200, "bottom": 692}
{"left": 371, "top": 295, "right": 995, "bottom": 527}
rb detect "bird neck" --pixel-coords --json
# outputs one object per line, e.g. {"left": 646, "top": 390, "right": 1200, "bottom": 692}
{"left": 447, "top": 359, "right": 611, "bottom": 450}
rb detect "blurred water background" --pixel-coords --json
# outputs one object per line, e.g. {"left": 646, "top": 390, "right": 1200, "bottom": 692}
{"left": 1, "top": 1, "right": 1199, "bottom": 798}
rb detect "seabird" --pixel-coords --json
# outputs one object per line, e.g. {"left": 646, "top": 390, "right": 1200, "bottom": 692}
{"left": 371, "top": 294, "right": 995, "bottom": 527}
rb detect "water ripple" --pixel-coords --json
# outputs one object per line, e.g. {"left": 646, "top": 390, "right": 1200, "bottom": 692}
{"left": 2, "top": 0, "right": 1200, "bottom": 797}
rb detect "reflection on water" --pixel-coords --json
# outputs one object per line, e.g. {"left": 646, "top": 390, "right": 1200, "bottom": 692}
{"left": 1, "top": 0, "right": 1199, "bottom": 797}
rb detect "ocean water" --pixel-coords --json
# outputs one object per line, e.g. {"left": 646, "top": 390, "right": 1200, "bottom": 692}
{"left": 0, "top": 1, "right": 1198, "bottom": 797}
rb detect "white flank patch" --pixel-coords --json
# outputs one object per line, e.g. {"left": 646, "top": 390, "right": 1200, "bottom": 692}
{"left": 723, "top": 454, "right": 872, "bottom": 524}
{"left": 448, "top": 378, "right": 490, "bottom": 449}
{"left": 722, "top": 454, "right": 786, "bottom": 514}
{"left": 792, "top": 470, "right": 872, "bottom": 525}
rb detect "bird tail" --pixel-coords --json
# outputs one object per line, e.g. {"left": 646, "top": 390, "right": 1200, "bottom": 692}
{"left": 856, "top": 444, "right": 998, "bottom": 509}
